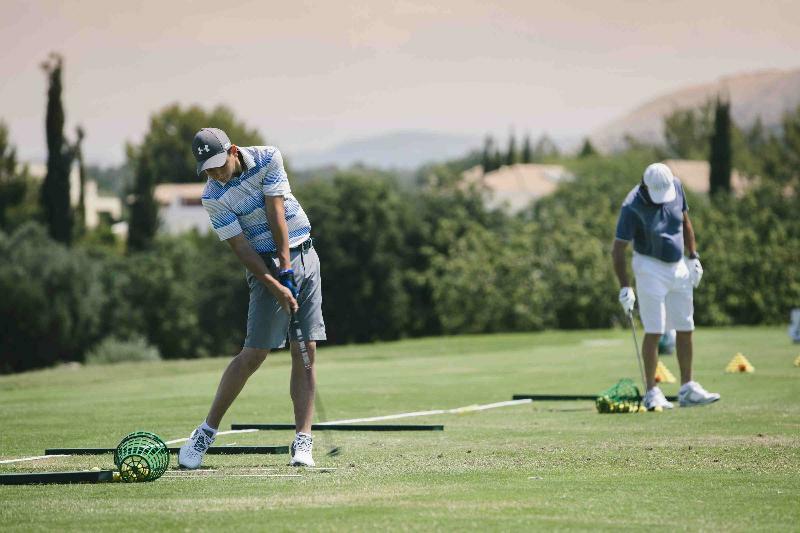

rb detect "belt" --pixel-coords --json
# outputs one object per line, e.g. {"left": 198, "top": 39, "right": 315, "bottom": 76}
{"left": 292, "top": 238, "right": 313, "bottom": 253}
{"left": 264, "top": 238, "right": 313, "bottom": 258}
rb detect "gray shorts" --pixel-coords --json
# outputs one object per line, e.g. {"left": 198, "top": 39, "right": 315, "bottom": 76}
{"left": 244, "top": 243, "right": 326, "bottom": 350}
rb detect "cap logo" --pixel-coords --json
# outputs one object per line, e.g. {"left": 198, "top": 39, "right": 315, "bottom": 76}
{"left": 197, "top": 144, "right": 210, "bottom": 155}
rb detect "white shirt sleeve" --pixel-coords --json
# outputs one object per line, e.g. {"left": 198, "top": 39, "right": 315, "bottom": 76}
{"left": 262, "top": 148, "right": 290, "bottom": 197}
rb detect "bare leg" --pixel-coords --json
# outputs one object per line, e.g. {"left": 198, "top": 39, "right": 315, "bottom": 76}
{"left": 206, "top": 347, "right": 269, "bottom": 429}
{"left": 675, "top": 330, "right": 693, "bottom": 385}
{"left": 642, "top": 333, "right": 661, "bottom": 390}
{"left": 290, "top": 340, "right": 316, "bottom": 434}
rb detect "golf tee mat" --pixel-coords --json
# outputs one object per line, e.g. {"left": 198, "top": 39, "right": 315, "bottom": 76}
{"left": 512, "top": 394, "right": 678, "bottom": 402}
{"left": 44, "top": 446, "right": 289, "bottom": 455}
{"left": 3, "top": 400, "right": 534, "bottom": 467}
{"left": 0, "top": 470, "right": 116, "bottom": 485}
{"left": 231, "top": 423, "right": 443, "bottom": 431}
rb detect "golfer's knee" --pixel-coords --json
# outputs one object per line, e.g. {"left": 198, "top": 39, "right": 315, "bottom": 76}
{"left": 237, "top": 347, "right": 269, "bottom": 373}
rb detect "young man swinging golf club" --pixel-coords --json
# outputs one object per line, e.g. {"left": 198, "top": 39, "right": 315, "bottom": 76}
{"left": 178, "top": 128, "right": 326, "bottom": 468}
{"left": 612, "top": 163, "right": 720, "bottom": 410}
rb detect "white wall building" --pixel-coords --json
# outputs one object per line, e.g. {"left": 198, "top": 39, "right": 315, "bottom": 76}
{"left": 153, "top": 183, "right": 210, "bottom": 235}
{"left": 23, "top": 162, "right": 215, "bottom": 237}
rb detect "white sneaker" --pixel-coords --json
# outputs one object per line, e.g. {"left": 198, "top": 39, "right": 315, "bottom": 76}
{"left": 178, "top": 426, "right": 215, "bottom": 469}
{"left": 644, "top": 386, "right": 674, "bottom": 410}
{"left": 679, "top": 381, "right": 721, "bottom": 407}
{"left": 289, "top": 432, "right": 315, "bottom": 467}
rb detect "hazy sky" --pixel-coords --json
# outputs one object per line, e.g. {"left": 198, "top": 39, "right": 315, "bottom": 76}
{"left": 1, "top": 0, "right": 799, "bottom": 166}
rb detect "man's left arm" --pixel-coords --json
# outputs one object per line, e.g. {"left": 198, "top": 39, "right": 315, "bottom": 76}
{"left": 262, "top": 147, "right": 297, "bottom": 297}
{"left": 265, "top": 195, "right": 291, "bottom": 272}
{"left": 683, "top": 212, "right": 697, "bottom": 258}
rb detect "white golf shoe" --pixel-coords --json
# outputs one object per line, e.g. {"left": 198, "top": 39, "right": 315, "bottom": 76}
{"left": 178, "top": 426, "right": 215, "bottom": 469}
{"left": 289, "top": 432, "right": 315, "bottom": 467}
{"left": 644, "top": 386, "right": 674, "bottom": 410}
{"left": 679, "top": 381, "right": 721, "bottom": 407}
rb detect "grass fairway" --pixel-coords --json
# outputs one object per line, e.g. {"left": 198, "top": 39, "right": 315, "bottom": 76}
{"left": 1, "top": 326, "right": 798, "bottom": 531}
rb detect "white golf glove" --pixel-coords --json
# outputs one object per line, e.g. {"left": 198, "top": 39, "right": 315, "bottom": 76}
{"left": 687, "top": 258, "right": 703, "bottom": 288}
{"left": 618, "top": 287, "right": 636, "bottom": 314}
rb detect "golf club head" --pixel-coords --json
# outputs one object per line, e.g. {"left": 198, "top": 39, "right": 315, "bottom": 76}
{"left": 326, "top": 446, "right": 341, "bottom": 457}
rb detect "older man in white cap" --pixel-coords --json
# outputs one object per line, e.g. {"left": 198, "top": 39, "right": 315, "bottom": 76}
{"left": 611, "top": 163, "right": 720, "bottom": 410}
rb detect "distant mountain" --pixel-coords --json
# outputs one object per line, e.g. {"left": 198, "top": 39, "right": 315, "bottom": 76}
{"left": 290, "top": 130, "right": 482, "bottom": 170}
{"left": 591, "top": 68, "right": 800, "bottom": 151}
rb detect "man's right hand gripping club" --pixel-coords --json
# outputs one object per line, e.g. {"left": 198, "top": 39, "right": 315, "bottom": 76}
{"left": 278, "top": 269, "right": 299, "bottom": 299}
{"left": 272, "top": 271, "right": 298, "bottom": 315}
{"left": 619, "top": 286, "right": 636, "bottom": 315}
{"left": 277, "top": 268, "right": 300, "bottom": 313}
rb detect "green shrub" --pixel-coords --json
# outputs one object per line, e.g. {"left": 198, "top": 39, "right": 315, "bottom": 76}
{"left": 298, "top": 173, "right": 419, "bottom": 343}
{"left": 85, "top": 231, "right": 248, "bottom": 360}
{"left": 0, "top": 222, "right": 107, "bottom": 373}
{"left": 85, "top": 335, "right": 161, "bottom": 365}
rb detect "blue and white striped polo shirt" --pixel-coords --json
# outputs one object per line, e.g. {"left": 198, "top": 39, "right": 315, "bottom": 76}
{"left": 201, "top": 146, "right": 311, "bottom": 253}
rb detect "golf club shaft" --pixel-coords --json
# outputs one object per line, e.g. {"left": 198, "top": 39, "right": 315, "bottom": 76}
{"left": 627, "top": 310, "right": 647, "bottom": 396}
{"left": 290, "top": 311, "right": 311, "bottom": 369}
{"left": 291, "top": 311, "right": 338, "bottom": 455}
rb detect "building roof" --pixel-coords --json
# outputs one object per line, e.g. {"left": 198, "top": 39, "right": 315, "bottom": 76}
{"left": 462, "top": 163, "right": 574, "bottom": 212}
{"left": 663, "top": 159, "right": 750, "bottom": 195}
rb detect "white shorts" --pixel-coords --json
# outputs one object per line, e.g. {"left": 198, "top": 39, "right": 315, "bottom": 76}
{"left": 632, "top": 252, "right": 694, "bottom": 334}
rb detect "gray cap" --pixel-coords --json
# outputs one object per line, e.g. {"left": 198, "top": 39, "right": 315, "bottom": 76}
{"left": 192, "top": 128, "right": 232, "bottom": 175}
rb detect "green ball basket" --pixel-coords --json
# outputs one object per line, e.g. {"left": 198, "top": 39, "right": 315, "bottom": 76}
{"left": 114, "top": 431, "right": 170, "bottom": 482}
{"left": 595, "top": 378, "right": 642, "bottom": 414}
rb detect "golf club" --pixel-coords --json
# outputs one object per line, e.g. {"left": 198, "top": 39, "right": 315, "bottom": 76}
{"left": 627, "top": 310, "right": 647, "bottom": 399}
{"left": 290, "top": 311, "right": 341, "bottom": 457}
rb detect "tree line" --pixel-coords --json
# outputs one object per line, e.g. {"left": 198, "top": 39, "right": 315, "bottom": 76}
{"left": 0, "top": 54, "right": 798, "bottom": 373}
{"left": 480, "top": 132, "right": 565, "bottom": 173}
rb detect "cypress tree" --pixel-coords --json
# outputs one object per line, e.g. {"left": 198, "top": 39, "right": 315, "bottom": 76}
{"left": 578, "top": 138, "right": 597, "bottom": 158}
{"left": 506, "top": 132, "right": 518, "bottom": 166}
{"left": 709, "top": 97, "right": 732, "bottom": 195}
{"left": 482, "top": 135, "right": 495, "bottom": 172}
{"left": 127, "top": 147, "right": 159, "bottom": 252}
{"left": 74, "top": 125, "right": 86, "bottom": 234}
{"left": 521, "top": 134, "right": 532, "bottom": 163}
{"left": 40, "top": 53, "right": 73, "bottom": 244}
{"left": 493, "top": 147, "right": 504, "bottom": 171}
